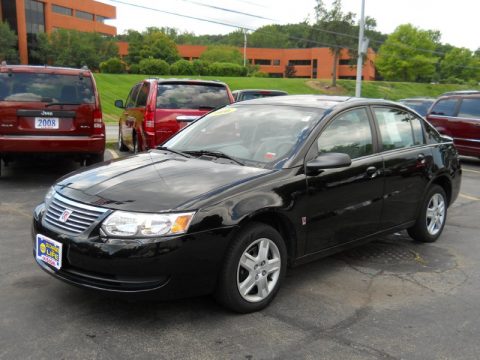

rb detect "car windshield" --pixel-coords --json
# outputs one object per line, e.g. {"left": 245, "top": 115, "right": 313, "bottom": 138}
{"left": 164, "top": 104, "right": 324, "bottom": 167}
{"left": 401, "top": 101, "right": 433, "bottom": 116}
{"left": 0, "top": 73, "right": 95, "bottom": 103}
{"left": 156, "top": 83, "right": 231, "bottom": 109}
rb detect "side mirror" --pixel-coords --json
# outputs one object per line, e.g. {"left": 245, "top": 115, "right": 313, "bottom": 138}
{"left": 306, "top": 152, "right": 352, "bottom": 172}
{"left": 114, "top": 99, "right": 124, "bottom": 109}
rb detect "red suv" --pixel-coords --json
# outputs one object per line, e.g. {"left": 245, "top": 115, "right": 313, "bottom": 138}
{"left": 0, "top": 64, "right": 105, "bottom": 175}
{"left": 115, "top": 79, "right": 234, "bottom": 152}
{"left": 426, "top": 94, "right": 480, "bottom": 158}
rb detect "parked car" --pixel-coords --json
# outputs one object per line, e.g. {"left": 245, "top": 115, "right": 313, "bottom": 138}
{"left": 0, "top": 64, "right": 105, "bottom": 176}
{"left": 426, "top": 93, "right": 480, "bottom": 158}
{"left": 115, "top": 79, "right": 234, "bottom": 152}
{"left": 33, "top": 95, "right": 461, "bottom": 313}
{"left": 232, "top": 89, "right": 288, "bottom": 102}
{"left": 440, "top": 90, "right": 480, "bottom": 96}
{"left": 398, "top": 97, "right": 435, "bottom": 117}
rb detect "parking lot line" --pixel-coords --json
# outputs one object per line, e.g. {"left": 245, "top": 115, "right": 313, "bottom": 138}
{"left": 107, "top": 149, "right": 119, "bottom": 159}
{"left": 463, "top": 168, "right": 480, "bottom": 175}
{"left": 460, "top": 193, "right": 480, "bottom": 201}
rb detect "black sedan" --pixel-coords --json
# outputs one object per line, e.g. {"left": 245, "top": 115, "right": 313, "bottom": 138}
{"left": 32, "top": 95, "right": 461, "bottom": 313}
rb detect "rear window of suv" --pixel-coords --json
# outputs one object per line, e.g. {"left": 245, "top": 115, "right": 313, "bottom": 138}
{"left": 0, "top": 73, "right": 95, "bottom": 103}
{"left": 156, "top": 83, "right": 230, "bottom": 110}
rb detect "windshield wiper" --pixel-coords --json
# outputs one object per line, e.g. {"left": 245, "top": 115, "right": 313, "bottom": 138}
{"left": 156, "top": 146, "right": 191, "bottom": 158}
{"left": 45, "top": 102, "right": 81, "bottom": 107}
{"left": 185, "top": 150, "right": 244, "bottom": 166}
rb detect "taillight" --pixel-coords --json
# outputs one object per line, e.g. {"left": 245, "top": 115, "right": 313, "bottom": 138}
{"left": 93, "top": 108, "right": 104, "bottom": 136}
{"left": 143, "top": 106, "right": 156, "bottom": 149}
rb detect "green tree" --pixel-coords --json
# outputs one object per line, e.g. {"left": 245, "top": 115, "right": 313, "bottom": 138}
{"left": 200, "top": 45, "right": 243, "bottom": 65}
{"left": 139, "top": 58, "right": 169, "bottom": 75}
{"left": 0, "top": 21, "right": 18, "bottom": 63}
{"left": 170, "top": 59, "right": 194, "bottom": 75}
{"left": 100, "top": 57, "right": 126, "bottom": 73}
{"left": 314, "top": 0, "right": 357, "bottom": 86}
{"left": 439, "top": 47, "right": 480, "bottom": 83}
{"left": 126, "top": 27, "right": 179, "bottom": 65}
{"left": 375, "top": 24, "right": 440, "bottom": 82}
{"left": 33, "top": 29, "right": 118, "bottom": 70}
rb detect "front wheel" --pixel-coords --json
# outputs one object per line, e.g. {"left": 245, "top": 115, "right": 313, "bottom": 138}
{"left": 408, "top": 185, "right": 447, "bottom": 243}
{"left": 118, "top": 127, "right": 128, "bottom": 152}
{"left": 216, "top": 223, "right": 287, "bottom": 313}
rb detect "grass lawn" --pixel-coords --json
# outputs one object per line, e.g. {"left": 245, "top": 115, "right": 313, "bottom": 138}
{"left": 93, "top": 73, "right": 480, "bottom": 123}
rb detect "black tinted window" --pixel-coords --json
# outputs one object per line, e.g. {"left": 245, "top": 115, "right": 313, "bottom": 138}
{"left": 317, "top": 108, "right": 373, "bottom": 159}
{"left": 136, "top": 83, "right": 150, "bottom": 107}
{"left": 156, "top": 83, "right": 230, "bottom": 109}
{"left": 0, "top": 73, "right": 94, "bottom": 103}
{"left": 430, "top": 98, "right": 458, "bottom": 116}
{"left": 374, "top": 107, "right": 424, "bottom": 150}
{"left": 458, "top": 98, "right": 480, "bottom": 118}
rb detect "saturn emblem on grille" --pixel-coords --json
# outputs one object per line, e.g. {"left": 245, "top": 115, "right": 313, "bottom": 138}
{"left": 59, "top": 209, "right": 73, "bottom": 223}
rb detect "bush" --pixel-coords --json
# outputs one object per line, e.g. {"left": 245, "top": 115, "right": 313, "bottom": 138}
{"left": 192, "top": 60, "right": 210, "bottom": 76}
{"left": 99, "top": 57, "right": 126, "bottom": 73}
{"left": 170, "top": 59, "right": 194, "bottom": 75}
{"left": 128, "top": 63, "right": 140, "bottom": 74}
{"left": 138, "top": 58, "right": 170, "bottom": 75}
{"left": 251, "top": 71, "right": 268, "bottom": 78}
{"left": 209, "top": 62, "right": 247, "bottom": 77}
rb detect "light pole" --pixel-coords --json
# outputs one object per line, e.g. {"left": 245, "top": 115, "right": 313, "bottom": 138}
{"left": 355, "top": 0, "right": 366, "bottom": 97}
{"left": 243, "top": 28, "right": 247, "bottom": 67}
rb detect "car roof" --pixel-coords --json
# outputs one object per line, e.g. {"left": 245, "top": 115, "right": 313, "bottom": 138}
{"left": 0, "top": 64, "right": 91, "bottom": 76}
{"left": 441, "top": 90, "right": 480, "bottom": 96}
{"left": 146, "top": 78, "right": 228, "bottom": 87}
{"left": 232, "top": 89, "right": 288, "bottom": 94}
{"left": 233, "top": 94, "right": 398, "bottom": 110}
{"left": 398, "top": 98, "right": 435, "bottom": 102}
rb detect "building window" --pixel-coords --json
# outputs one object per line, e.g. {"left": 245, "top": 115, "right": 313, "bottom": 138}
{"left": 52, "top": 4, "right": 72, "bottom": 16}
{"left": 254, "top": 59, "right": 271, "bottom": 65}
{"left": 75, "top": 10, "right": 94, "bottom": 21}
{"left": 25, "top": 0, "right": 45, "bottom": 34}
{"left": 273, "top": 59, "right": 280, "bottom": 66}
{"left": 339, "top": 59, "right": 352, "bottom": 65}
{"left": 268, "top": 73, "right": 283, "bottom": 78}
{"left": 288, "top": 60, "right": 311, "bottom": 66}
{"left": 1, "top": 0, "right": 19, "bottom": 35}
{"left": 95, "top": 15, "right": 107, "bottom": 23}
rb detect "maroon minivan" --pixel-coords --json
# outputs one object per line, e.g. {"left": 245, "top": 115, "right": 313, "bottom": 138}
{"left": 0, "top": 64, "right": 105, "bottom": 176}
{"left": 115, "top": 79, "right": 234, "bottom": 152}
{"left": 426, "top": 94, "right": 480, "bottom": 158}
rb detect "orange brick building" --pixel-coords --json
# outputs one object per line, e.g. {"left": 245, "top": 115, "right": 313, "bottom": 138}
{"left": 0, "top": 0, "right": 116, "bottom": 64}
{"left": 177, "top": 44, "right": 376, "bottom": 80}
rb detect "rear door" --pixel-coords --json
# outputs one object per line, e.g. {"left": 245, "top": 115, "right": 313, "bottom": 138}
{"left": 119, "top": 83, "right": 141, "bottom": 149}
{"left": 0, "top": 72, "right": 96, "bottom": 137}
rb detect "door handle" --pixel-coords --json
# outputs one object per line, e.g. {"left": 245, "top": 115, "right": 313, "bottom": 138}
{"left": 366, "top": 166, "right": 378, "bottom": 178}
{"left": 417, "top": 153, "right": 426, "bottom": 164}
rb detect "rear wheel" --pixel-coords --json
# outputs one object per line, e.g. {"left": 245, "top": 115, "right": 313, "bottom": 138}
{"left": 216, "top": 223, "right": 287, "bottom": 313}
{"left": 408, "top": 185, "right": 447, "bottom": 243}
{"left": 132, "top": 133, "right": 139, "bottom": 154}
{"left": 85, "top": 153, "right": 104, "bottom": 166}
{"left": 118, "top": 127, "right": 128, "bottom": 152}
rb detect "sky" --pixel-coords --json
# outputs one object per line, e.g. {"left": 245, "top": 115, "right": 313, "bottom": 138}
{"left": 102, "top": 0, "right": 479, "bottom": 51}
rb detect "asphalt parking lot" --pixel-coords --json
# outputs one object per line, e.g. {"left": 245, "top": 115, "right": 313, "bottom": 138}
{"left": 1, "top": 152, "right": 479, "bottom": 360}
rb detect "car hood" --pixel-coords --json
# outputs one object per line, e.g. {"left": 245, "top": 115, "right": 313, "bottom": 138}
{"left": 56, "top": 151, "right": 271, "bottom": 212}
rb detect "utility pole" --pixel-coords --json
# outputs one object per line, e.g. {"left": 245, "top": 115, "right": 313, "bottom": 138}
{"left": 243, "top": 29, "right": 247, "bottom": 67}
{"left": 355, "top": 0, "right": 366, "bottom": 97}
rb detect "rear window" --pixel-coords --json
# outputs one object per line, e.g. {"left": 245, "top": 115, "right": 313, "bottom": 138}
{"left": 0, "top": 72, "right": 95, "bottom": 103}
{"left": 430, "top": 98, "right": 458, "bottom": 117}
{"left": 240, "top": 92, "right": 286, "bottom": 101}
{"left": 156, "top": 83, "right": 230, "bottom": 110}
{"left": 458, "top": 98, "right": 480, "bottom": 118}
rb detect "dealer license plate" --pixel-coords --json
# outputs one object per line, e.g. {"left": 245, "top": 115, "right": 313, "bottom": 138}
{"left": 36, "top": 234, "right": 62, "bottom": 270}
{"left": 35, "top": 117, "right": 59, "bottom": 129}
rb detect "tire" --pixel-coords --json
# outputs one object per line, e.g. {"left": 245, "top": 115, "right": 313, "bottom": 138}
{"left": 216, "top": 223, "right": 287, "bottom": 313}
{"left": 85, "top": 153, "right": 104, "bottom": 166}
{"left": 132, "top": 133, "right": 139, "bottom": 154}
{"left": 408, "top": 185, "right": 447, "bottom": 243}
{"left": 118, "top": 127, "right": 128, "bottom": 152}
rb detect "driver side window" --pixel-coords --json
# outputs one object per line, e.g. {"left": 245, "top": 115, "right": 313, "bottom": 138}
{"left": 317, "top": 108, "right": 373, "bottom": 159}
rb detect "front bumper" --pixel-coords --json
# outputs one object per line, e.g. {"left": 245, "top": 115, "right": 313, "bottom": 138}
{"left": 32, "top": 204, "right": 235, "bottom": 299}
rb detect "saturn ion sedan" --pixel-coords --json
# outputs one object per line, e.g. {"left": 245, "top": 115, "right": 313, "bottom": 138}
{"left": 33, "top": 95, "right": 461, "bottom": 313}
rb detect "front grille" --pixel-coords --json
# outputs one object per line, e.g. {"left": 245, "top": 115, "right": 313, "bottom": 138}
{"left": 44, "top": 193, "right": 108, "bottom": 235}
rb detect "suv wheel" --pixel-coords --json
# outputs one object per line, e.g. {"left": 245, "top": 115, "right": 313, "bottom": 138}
{"left": 216, "top": 223, "right": 287, "bottom": 313}
{"left": 85, "top": 153, "right": 104, "bottom": 166}
{"left": 133, "top": 133, "right": 139, "bottom": 154}
{"left": 408, "top": 185, "right": 447, "bottom": 242}
{"left": 118, "top": 128, "right": 128, "bottom": 152}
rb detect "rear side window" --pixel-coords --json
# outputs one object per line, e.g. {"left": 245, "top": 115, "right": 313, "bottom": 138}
{"left": 156, "top": 83, "right": 230, "bottom": 110}
{"left": 136, "top": 82, "right": 150, "bottom": 107}
{"left": 430, "top": 98, "right": 458, "bottom": 116}
{"left": 373, "top": 107, "right": 425, "bottom": 150}
{"left": 125, "top": 84, "right": 141, "bottom": 108}
{"left": 0, "top": 72, "right": 94, "bottom": 103}
{"left": 458, "top": 98, "right": 480, "bottom": 118}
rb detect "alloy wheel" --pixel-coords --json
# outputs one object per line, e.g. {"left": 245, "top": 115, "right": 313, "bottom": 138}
{"left": 426, "top": 193, "right": 446, "bottom": 236}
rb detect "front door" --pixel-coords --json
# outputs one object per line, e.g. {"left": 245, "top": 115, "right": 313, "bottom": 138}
{"left": 305, "top": 107, "right": 384, "bottom": 253}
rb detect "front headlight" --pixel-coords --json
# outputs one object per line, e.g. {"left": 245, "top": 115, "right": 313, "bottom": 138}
{"left": 101, "top": 211, "right": 195, "bottom": 237}
{"left": 44, "top": 186, "right": 55, "bottom": 203}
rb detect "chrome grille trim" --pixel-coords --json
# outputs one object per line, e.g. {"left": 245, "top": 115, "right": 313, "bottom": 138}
{"left": 43, "top": 192, "right": 108, "bottom": 235}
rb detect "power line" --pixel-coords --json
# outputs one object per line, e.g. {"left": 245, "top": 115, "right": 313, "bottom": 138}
{"left": 178, "top": 0, "right": 274, "bottom": 21}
